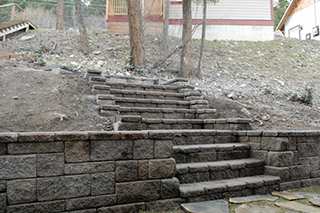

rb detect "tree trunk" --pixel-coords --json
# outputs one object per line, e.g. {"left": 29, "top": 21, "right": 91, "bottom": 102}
{"left": 161, "top": 0, "right": 170, "bottom": 57}
{"left": 180, "top": 0, "right": 192, "bottom": 78}
{"left": 56, "top": 0, "right": 64, "bottom": 30}
{"left": 127, "top": 0, "right": 145, "bottom": 68}
{"left": 74, "top": 0, "right": 90, "bottom": 53}
{"left": 196, "top": 0, "right": 207, "bottom": 79}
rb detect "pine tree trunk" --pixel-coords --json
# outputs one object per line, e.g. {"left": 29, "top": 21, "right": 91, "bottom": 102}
{"left": 160, "top": 0, "right": 170, "bottom": 57}
{"left": 180, "top": 0, "right": 192, "bottom": 78}
{"left": 56, "top": 0, "right": 64, "bottom": 30}
{"left": 196, "top": 0, "right": 207, "bottom": 79}
{"left": 74, "top": 0, "right": 90, "bottom": 53}
{"left": 127, "top": 0, "right": 145, "bottom": 68}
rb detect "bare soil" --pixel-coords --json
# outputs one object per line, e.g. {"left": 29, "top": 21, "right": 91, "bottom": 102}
{"left": 1, "top": 29, "right": 320, "bottom": 132}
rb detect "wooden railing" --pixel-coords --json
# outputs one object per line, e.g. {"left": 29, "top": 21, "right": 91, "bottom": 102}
{"left": 0, "top": 3, "right": 25, "bottom": 21}
{"left": 106, "top": 0, "right": 164, "bottom": 21}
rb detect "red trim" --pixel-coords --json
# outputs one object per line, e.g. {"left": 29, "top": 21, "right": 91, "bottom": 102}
{"left": 270, "top": 0, "right": 275, "bottom": 22}
{"left": 108, "top": 15, "right": 163, "bottom": 22}
{"left": 170, "top": 1, "right": 182, "bottom": 5}
{"left": 169, "top": 19, "right": 274, "bottom": 26}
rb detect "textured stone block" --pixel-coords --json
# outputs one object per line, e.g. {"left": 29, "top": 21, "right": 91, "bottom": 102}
{"left": 0, "top": 143, "right": 6, "bottom": 155}
{"left": 65, "top": 161, "right": 115, "bottom": 175}
{"left": 7, "top": 179, "right": 36, "bottom": 204}
{"left": 267, "top": 151, "right": 293, "bottom": 167}
{"left": 161, "top": 178, "right": 180, "bottom": 199}
{"left": 91, "top": 172, "right": 115, "bottom": 196}
{"left": 116, "top": 180, "right": 161, "bottom": 204}
{"left": 0, "top": 155, "right": 36, "bottom": 179}
{"left": 279, "top": 181, "right": 301, "bottom": 191}
{"left": 149, "top": 158, "right": 176, "bottom": 179}
{"left": 297, "top": 143, "right": 318, "bottom": 157}
{"left": 8, "top": 142, "right": 63, "bottom": 154}
{"left": 261, "top": 137, "right": 289, "bottom": 151}
{"left": 133, "top": 140, "right": 153, "bottom": 159}
{"left": 66, "top": 195, "right": 117, "bottom": 211}
{"left": 265, "top": 166, "right": 290, "bottom": 182}
{"left": 138, "top": 160, "right": 149, "bottom": 180}
{"left": 18, "top": 132, "right": 54, "bottom": 142}
{"left": 54, "top": 131, "right": 89, "bottom": 141}
{"left": 91, "top": 140, "right": 133, "bottom": 161}
{"left": 0, "top": 181, "right": 5, "bottom": 192}
{"left": 301, "top": 178, "right": 320, "bottom": 188}
{"left": 37, "top": 175, "right": 90, "bottom": 201}
{"left": 289, "top": 165, "right": 309, "bottom": 180}
{"left": 146, "top": 198, "right": 184, "bottom": 212}
{"left": 0, "top": 133, "right": 18, "bottom": 142}
{"left": 37, "top": 153, "right": 64, "bottom": 177}
{"left": 98, "top": 202, "right": 145, "bottom": 213}
{"left": 0, "top": 193, "right": 5, "bottom": 213}
{"left": 310, "top": 170, "right": 320, "bottom": 178}
{"left": 65, "top": 141, "right": 90, "bottom": 163}
{"left": 6, "top": 200, "right": 65, "bottom": 213}
{"left": 250, "top": 150, "right": 267, "bottom": 163}
{"left": 187, "top": 152, "right": 217, "bottom": 163}
{"left": 300, "top": 157, "right": 320, "bottom": 171}
{"left": 154, "top": 140, "right": 173, "bottom": 158}
{"left": 116, "top": 161, "right": 138, "bottom": 182}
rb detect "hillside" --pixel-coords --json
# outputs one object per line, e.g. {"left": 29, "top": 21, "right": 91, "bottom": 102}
{"left": 1, "top": 29, "right": 320, "bottom": 131}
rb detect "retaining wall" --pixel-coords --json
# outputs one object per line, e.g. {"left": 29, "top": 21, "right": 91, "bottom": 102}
{"left": 1, "top": 130, "right": 320, "bottom": 212}
{"left": 0, "top": 131, "right": 182, "bottom": 213}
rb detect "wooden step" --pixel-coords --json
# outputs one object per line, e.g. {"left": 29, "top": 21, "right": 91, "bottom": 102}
{"left": 176, "top": 159, "right": 264, "bottom": 184}
{"left": 174, "top": 143, "right": 251, "bottom": 164}
{"left": 179, "top": 175, "right": 280, "bottom": 203}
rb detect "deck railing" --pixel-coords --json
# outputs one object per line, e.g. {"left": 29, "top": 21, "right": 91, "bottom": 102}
{"left": 0, "top": 3, "right": 25, "bottom": 21}
{"left": 106, "top": 0, "right": 164, "bottom": 21}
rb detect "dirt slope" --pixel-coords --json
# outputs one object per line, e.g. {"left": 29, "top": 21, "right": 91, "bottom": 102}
{"left": 1, "top": 29, "right": 320, "bottom": 132}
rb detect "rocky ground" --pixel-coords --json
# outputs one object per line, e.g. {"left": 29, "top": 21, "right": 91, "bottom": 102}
{"left": 1, "top": 29, "right": 320, "bottom": 132}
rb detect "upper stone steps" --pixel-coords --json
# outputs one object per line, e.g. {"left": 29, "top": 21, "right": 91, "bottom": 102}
{"left": 176, "top": 158, "right": 265, "bottom": 184}
{"left": 179, "top": 175, "right": 281, "bottom": 203}
{"left": 174, "top": 143, "right": 251, "bottom": 164}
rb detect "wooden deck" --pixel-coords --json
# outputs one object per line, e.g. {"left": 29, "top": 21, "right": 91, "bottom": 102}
{"left": 108, "top": 21, "right": 163, "bottom": 34}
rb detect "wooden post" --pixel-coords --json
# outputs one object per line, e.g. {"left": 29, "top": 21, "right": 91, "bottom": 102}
{"left": 163, "top": 0, "right": 165, "bottom": 18}
{"left": 11, "top": 4, "right": 15, "bottom": 20}
{"left": 21, "top": 10, "right": 25, "bottom": 20}
{"left": 106, "top": 0, "right": 109, "bottom": 21}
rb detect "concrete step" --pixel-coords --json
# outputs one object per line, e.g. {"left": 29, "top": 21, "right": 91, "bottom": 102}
{"left": 100, "top": 105, "right": 217, "bottom": 120}
{"left": 179, "top": 175, "right": 280, "bottom": 203}
{"left": 97, "top": 96, "right": 208, "bottom": 109}
{"left": 176, "top": 159, "right": 265, "bottom": 184}
{"left": 115, "top": 116, "right": 252, "bottom": 131}
{"left": 174, "top": 143, "right": 251, "bottom": 164}
{"left": 89, "top": 76, "right": 196, "bottom": 93}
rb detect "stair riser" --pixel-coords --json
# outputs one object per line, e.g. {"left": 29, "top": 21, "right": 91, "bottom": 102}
{"left": 115, "top": 102, "right": 190, "bottom": 109}
{"left": 113, "top": 93, "right": 184, "bottom": 101}
{"left": 185, "top": 184, "right": 280, "bottom": 203}
{"left": 177, "top": 165, "right": 264, "bottom": 184}
{"left": 119, "top": 111, "right": 198, "bottom": 119}
{"left": 174, "top": 150, "right": 250, "bottom": 164}
{"left": 173, "top": 136, "right": 238, "bottom": 146}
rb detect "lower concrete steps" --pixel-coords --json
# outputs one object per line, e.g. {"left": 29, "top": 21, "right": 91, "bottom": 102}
{"left": 180, "top": 175, "right": 281, "bottom": 203}
{"left": 176, "top": 158, "right": 265, "bottom": 184}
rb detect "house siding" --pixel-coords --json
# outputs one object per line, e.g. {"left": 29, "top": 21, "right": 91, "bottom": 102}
{"left": 170, "top": 0, "right": 272, "bottom": 21}
{"left": 284, "top": 0, "right": 320, "bottom": 40}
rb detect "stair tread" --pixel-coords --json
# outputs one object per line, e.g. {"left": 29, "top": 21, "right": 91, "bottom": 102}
{"left": 110, "top": 89, "right": 187, "bottom": 97}
{"left": 177, "top": 158, "right": 263, "bottom": 171}
{"left": 174, "top": 143, "right": 250, "bottom": 151}
{"left": 180, "top": 175, "right": 281, "bottom": 197}
{"left": 114, "top": 97, "right": 191, "bottom": 105}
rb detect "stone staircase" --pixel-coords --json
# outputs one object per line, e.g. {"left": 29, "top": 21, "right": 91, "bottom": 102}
{"left": 86, "top": 70, "right": 281, "bottom": 203}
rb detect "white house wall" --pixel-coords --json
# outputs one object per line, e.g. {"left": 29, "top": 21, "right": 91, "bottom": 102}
{"left": 168, "top": 25, "right": 274, "bottom": 41}
{"left": 284, "top": 1, "right": 320, "bottom": 40}
{"left": 170, "top": 0, "right": 272, "bottom": 20}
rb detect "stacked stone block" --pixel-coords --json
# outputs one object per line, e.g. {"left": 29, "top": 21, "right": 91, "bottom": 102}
{"left": 0, "top": 132, "right": 181, "bottom": 213}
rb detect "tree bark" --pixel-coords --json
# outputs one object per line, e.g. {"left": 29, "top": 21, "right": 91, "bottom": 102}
{"left": 127, "top": 0, "right": 145, "bottom": 68}
{"left": 160, "top": 0, "right": 170, "bottom": 57}
{"left": 56, "top": 0, "right": 64, "bottom": 30}
{"left": 74, "top": 0, "right": 90, "bottom": 53}
{"left": 180, "top": 0, "right": 192, "bottom": 78}
{"left": 196, "top": 0, "right": 207, "bottom": 79}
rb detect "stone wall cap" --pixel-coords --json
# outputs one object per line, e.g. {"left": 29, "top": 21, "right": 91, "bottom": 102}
{"left": 0, "top": 132, "right": 18, "bottom": 142}
{"left": 54, "top": 131, "right": 89, "bottom": 141}
{"left": 18, "top": 132, "right": 55, "bottom": 142}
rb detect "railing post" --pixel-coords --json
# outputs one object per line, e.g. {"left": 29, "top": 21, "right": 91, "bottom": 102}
{"left": 11, "top": 4, "right": 15, "bottom": 20}
{"left": 22, "top": 10, "right": 25, "bottom": 20}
